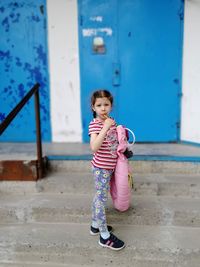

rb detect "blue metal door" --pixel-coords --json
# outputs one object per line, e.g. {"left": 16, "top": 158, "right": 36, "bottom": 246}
{"left": 78, "top": 0, "right": 184, "bottom": 142}
{"left": 0, "top": 0, "right": 51, "bottom": 142}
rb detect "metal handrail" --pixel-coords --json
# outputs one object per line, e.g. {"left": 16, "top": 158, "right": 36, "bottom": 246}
{"left": 0, "top": 83, "right": 44, "bottom": 179}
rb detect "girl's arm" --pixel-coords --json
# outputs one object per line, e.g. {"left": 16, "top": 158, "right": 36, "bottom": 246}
{"left": 90, "top": 118, "right": 114, "bottom": 152}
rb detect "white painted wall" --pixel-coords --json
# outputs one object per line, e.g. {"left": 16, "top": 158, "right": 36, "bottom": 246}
{"left": 181, "top": 0, "right": 200, "bottom": 143}
{"left": 47, "top": 0, "right": 82, "bottom": 142}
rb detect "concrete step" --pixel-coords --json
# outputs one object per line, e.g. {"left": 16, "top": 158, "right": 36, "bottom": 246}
{"left": 0, "top": 261, "right": 188, "bottom": 267}
{"left": 0, "top": 259, "right": 197, "bottom": 267}
{"left": 48, "top": 159, "right": 200, "bottom": 174}
{"left": 0, "top": 223, "right": 200, "bottom": 266}
{"left": 0, "top": 264, "right": 76, "bottom": 267}
{"left": 37, "top": 171, "right": 200, "bottom": 197}
{"left": 1, "top": 193, "right": 200, "bottom": 227}
{"left": 1, "top": 171, "right": 200, "bottom": 197}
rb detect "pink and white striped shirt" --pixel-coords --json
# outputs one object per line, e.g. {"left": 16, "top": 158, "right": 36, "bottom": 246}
{"left": 89, "top": 118, "right": 118, "bottom": 170}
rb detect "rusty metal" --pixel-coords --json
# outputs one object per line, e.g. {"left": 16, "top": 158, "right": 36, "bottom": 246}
{"left": 34, "top": 89, "right": 43, "bottom": 179}
{"left": 0, "top": 83, "right": 45, "bottom": 180}
{"left": 0, "top": 160, "right": 38, "bottom": 181}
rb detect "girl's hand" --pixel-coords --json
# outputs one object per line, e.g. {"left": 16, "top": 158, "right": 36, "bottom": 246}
{"left": 103, "top": 116, "right": 115, "bottom": 130}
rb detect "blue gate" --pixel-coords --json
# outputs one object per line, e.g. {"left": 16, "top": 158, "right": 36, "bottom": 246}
{"left": 78, "top": 0, "right": 184, "bottom": 142}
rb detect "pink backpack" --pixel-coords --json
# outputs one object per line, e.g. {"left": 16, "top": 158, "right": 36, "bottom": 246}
{"left": 110, "top": 125, "right": 135, "bottom": 211}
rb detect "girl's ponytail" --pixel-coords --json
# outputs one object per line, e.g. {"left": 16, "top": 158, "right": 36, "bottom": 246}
{"left": 93, "top": 110, "right": 96, "bottom": 118}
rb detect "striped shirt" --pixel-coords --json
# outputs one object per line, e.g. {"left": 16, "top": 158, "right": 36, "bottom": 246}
{"left": 89, "top": 118, "right": 118, "bottom": 170}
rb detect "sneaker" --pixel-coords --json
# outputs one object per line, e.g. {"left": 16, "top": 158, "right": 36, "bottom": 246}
{"left": 99, "top": 233, "right": 125, "bottom": 251}
{"left": 90, "top": 225, "right": 113, "bottom": 236}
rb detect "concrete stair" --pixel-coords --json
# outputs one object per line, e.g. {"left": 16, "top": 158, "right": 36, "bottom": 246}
{"left": 1, "top": 160, "right": 200, "bottom": 266}
{"left": 1, "top": 223, "right": 200, "bottom": 267}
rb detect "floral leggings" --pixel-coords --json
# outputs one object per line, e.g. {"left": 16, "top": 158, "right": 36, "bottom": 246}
{"left": 92, "top": 167, "right": 113, "bottom": 233}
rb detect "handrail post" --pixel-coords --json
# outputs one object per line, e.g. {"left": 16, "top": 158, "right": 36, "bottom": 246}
{"left": 34, "top": 89, "right": 43, "bottom": 179}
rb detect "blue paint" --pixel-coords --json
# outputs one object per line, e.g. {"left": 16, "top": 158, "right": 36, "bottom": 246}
{"left": 31, "top": 15, "right": 40, "bottom": 22}
{"left": 15, "top": 57, "right": 22, "bottom": 67}
{"left": 46, "top": 154, "right": 200, "bottom": 163}
{"left": 131, "top": 156, "right": 200, "bottom": 163}
{"left": 8, "top": 2, "right": 24, "bottom": 10}
{"left": 0, "top": 50, "right": 11, "bottom": 60}
{"left": 181, "top": 140, "right": 200, "bottom": 147}
{"left": 2, "top": 17, "right": 9, "bottom": 31}
{"left": 0, "top": 0, "right": 51, "bottom": 142}
{"left": 47, "top": 155, "right": 92, "bottom": 161}
{"left": 0, "top": 113, "right": 6, "bottom": 122}
{"left": 35, "top": 45, "right": 47, "bottom": 66}
{"left": 78, "top": 0, "right": 184, "bottom": 143}
{"left": 18, "top": 83, "right": 25, "bottom": 98}
{"left": 9, "top": 12, "right": 15, "bottom": 18}
{"left": 11, "top": 13, "right": 20, "bottom": 23}
{"left": 0, "top": 6, "right": 5, "bottom": 13}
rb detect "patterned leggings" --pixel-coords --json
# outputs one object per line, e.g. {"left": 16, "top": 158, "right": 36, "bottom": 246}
{"left": 92, "top": 167, "right": 113, "bottom": 233}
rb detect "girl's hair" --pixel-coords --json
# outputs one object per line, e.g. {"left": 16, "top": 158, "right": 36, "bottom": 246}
{"left": 91, "top": 90, "right": 113, "bottom": 118}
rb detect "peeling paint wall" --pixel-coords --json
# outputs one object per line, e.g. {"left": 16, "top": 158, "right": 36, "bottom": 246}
{"left": 181, "top": 0, "right": 200, "bottom": 143}
{"left": 47, "top": 0, "right": 82, "bottom": 142}
{"left": 0, "top": 0, "right": 51, "bottom": 142}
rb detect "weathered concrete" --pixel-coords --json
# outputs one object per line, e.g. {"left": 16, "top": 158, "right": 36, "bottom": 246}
{"left": 37, "top": 171, "right": 200, "bottom": 197}
{"left": 1, "top": 171, "right": 200, "bottom": 197}
{"left": 48, "top": 160, "right": 200, "bottom": 174}
{"left": 1, "top": 193, "right": 200, "bottom": 227}
{"left": 1, "top": 143, "right": 200, "bottom": 266}
{"left": 1, "top": 142, "right": 200, "bottom": 158}
{"left": 0, "top": 181, "right": 37, "bottom": 195}
{"left": 0, "top": 262, "right": 192, "bottom": 267}
{"left": 0, "top": 223, "right": 200, "bottom": 266}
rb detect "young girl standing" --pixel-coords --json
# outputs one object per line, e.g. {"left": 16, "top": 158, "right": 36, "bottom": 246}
{"left": 88, "top": 90, "right": 125, "bottom": 251}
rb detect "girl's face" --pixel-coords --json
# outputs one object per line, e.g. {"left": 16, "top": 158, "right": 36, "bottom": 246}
{"left": 93, "top": 97, "right": 112, "bottom": 120}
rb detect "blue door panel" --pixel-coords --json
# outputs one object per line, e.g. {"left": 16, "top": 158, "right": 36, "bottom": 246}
{"left": 78, "top": 0, "right": 119, "bottom": 135}
{"left": 0, "top": 0, "right": 51, "bottom": 142}
{"left": 117, "top": 0, "right": 183, "bottom": 141}
{"left": 78, "top": 0, "right": 184, "bottom": 142}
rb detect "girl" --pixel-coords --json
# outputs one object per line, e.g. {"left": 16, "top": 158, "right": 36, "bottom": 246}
{"left": 88, "top": 90, "right": 125, "bottom": 251}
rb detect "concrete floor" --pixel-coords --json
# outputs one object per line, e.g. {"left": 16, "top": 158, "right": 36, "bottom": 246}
{"left": 0, "top": 142, "right": 200, "bottom": 161}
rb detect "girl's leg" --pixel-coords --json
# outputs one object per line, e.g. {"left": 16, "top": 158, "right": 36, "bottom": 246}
{"left": 91, "top": 167, "right": 113, "bottom": 238}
